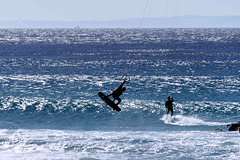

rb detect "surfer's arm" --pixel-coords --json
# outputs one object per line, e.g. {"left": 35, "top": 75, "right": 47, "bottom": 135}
{"left": 119, "top": 80, "right": 127, "bottom": 89}
{"left": 108, "top": 80, "right": 126, "bottom": 97}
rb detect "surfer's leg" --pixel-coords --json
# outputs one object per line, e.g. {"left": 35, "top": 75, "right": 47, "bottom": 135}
{"left": 115, "top": 97, "right": 121, "bottom": 105}
{"left": 170, "top": 108, "right": 174, "bottom": 116}
{"left": 167, "top": 108, "right": 170, "bottom": 115}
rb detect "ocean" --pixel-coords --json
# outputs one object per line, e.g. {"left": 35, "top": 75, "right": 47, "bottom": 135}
{"left": 0, "top": 28, "right": 239, "bottom": 159}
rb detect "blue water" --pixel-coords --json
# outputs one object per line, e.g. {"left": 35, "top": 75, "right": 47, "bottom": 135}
{"left": 0, "top": 28, "right": 240, "bottom": 159}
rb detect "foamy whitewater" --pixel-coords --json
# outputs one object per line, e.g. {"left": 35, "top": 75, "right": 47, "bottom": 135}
{"left": 0, "top": 28, "right": 240, "bottom": 159}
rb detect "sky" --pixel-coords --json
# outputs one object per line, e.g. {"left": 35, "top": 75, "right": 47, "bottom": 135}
{"left": 0, "top": 0, "right": 240, "bottom": 21}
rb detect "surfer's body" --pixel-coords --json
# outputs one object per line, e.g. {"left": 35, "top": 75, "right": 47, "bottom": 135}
{"left": 165, "top": 96, "right": 174, "bottom": 116}
{"left": 107, "top": 80, "right": 127, "bottom": 105}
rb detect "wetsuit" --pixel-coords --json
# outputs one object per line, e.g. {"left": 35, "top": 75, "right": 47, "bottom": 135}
{"left": 108, "top": 80, "right": 127, "bottom": 105}
{"left": 165, "top": 97, "right": 174, "bottom": 116}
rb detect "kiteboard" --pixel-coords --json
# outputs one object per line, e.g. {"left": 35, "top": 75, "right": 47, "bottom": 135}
{"left": 98, "top": 92, "right": 121, "bottom": 112}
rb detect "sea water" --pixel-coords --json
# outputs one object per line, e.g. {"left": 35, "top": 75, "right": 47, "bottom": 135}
{"left": 0, "top": 28, "right": 239, "bottom": 159}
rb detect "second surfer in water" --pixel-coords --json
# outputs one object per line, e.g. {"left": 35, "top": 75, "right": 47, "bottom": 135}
{"left": 165, "top": 96, "right": 174, "bottom": 116}
{"left": 107, "top": 80, "right": 128, "bottom": 105}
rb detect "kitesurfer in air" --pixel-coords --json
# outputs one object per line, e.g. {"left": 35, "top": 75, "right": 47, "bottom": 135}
{"left": 107, "top": 80, "right": 128, "bottom": 105}
{"left": 165, "top": 96, "right": 174, "bottom": 116}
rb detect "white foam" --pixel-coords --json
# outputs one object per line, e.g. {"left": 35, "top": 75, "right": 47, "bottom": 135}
{"left": 161, "top": 114, "right": 228, "bottom": 126}
{"left": 1, "top": 129, "right": 239, "bottom": 160}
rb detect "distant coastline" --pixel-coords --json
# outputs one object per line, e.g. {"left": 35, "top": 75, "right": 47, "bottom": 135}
{"left": 0, "top": 15, "right": 240, "bottom": 28}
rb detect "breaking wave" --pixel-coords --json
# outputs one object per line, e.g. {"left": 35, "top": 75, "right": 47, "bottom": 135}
{"left": 0, "top": 97, "right": 239, "bottom": 130}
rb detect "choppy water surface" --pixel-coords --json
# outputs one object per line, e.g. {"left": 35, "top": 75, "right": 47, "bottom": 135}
{"left": 0, "top": 28, "right": 240, "bottom": 159}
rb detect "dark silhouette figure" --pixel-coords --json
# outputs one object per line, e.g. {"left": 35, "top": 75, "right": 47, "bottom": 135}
{"left": 107, "top": 80, "right": 127, "bottom": 105}
{"left": 165, "top": 96, "right": 174, "bottom": 116}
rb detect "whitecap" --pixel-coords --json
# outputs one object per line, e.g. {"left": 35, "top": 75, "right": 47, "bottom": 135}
{"left": 161, "top": 114, "right": 228, "bottom": 126}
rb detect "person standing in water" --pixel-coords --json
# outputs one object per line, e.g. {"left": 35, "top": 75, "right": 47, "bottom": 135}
{"left": 165, "top": 96, "right": 174, "bottom": 116}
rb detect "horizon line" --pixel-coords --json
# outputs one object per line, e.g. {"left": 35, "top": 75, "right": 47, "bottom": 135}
{"left": 0, "top": 15, "right": 240, "bottom": 22}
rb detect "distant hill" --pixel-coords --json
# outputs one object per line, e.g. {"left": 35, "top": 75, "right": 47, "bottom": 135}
{"left": 0, "top": 16, "right": 240, "bottom": 28}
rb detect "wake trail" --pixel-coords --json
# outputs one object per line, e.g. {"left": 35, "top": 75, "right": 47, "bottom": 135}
{"left": 161, "top": 114, "right": 229, "bottom": 126}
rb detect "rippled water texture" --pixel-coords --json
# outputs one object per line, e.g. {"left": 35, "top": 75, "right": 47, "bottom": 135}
{"left": 0, "top": 28, "right": 240, "bottom": 159}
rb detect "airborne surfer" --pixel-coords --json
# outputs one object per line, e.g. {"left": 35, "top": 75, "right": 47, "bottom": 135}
{"left": 165, "top": 96, "right": 174, "bottom": 116}
{"left": 107, "top": 79, "right": 128, "bottom": 105}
